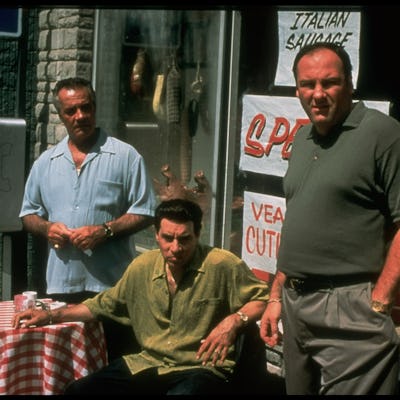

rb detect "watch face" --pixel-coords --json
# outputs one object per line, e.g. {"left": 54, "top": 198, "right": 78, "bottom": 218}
{"left": 237, "top": 311, "right": 248, "bottom": 322}
{"left": 371, "top": 300, "right": 389, "bottom": 314}
{"left": 103, "top": 223, "right": 114, "bottom": 237}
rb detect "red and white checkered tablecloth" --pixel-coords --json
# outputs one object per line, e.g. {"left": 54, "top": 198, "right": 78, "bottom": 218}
{"left": 0, "top": 300, "right": 108, "bottom": 395}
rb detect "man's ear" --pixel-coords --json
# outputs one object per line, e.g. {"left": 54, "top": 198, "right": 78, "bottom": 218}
{"left": 346, "top": 76, "right": 354, "bottom": 94}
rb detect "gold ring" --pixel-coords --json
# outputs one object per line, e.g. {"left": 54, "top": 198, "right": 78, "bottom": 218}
{"left": 214, "top": 350, "right": 220, "bottom": 355}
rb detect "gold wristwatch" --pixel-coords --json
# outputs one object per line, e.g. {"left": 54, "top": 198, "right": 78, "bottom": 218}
{"left": 236, "top": 311, "right": 249, "bottom": 325}
{"left": 371, "top": 300, "right": 391, "bottom": 315}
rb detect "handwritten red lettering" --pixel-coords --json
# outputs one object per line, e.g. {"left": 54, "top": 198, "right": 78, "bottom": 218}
{"left": 244, "top": 114, "right": 309, "bottom": 160}
{"left": 250, "top": 202, "right": 285, "bottom": 224}
{"left": 265, "top": 117, "right": 289, "bottom": 156}
{"left": 281, "top": 118, "right": 309, "bottom": 159}
{"left": 244, "top": 113, "right": 266, "bottom": 157}
{"left": 245, "top": 226, "right": 281, "bottom": 258}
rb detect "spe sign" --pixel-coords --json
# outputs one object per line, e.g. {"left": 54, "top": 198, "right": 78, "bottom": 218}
{"left": 0, "top": 8, "right": 22, "bottom": 38}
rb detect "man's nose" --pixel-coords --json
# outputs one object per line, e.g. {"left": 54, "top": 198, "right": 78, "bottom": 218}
{"left": 313, "top": 83, "right": 326, "bottom": 98}
{"left": 75, "top": 108, "right": 85, "bottom": 119}
{"left": 171, "top": 240, "right": 181, "bottom": 252}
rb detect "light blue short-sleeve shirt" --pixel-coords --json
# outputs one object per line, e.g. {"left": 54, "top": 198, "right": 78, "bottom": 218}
{"left": 20, "top": 129, "right": 156, "bottom": 293}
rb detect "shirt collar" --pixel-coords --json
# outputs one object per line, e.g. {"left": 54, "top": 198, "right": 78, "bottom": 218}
{"left": 306, "top": 100, "right": 366, "bottom": 140}
{"left": 152, "top": 244, "right": 209, "bottom": 281}
{"left": 342, "top": 100, "right": 367, "bottom": 129}
{"left": 50, "top": 128, "right": 115, "bottom": 160}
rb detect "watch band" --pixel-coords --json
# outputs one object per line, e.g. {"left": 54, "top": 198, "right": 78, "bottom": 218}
{"left": 371, "top": 300, "right": 391, "bottom": 315}
{"left": 236, "top": 311, "right": 249, "bottom": 325}
{"left": 103, "top": 222, "right": 114, "bottom": 238}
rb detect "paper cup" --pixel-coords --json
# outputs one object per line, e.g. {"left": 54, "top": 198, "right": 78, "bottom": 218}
{"left": 22, "top": 291, "right": 37, "bottom": 310}
{"left": 14, "top": 294, "right": 27, "bottom": 312}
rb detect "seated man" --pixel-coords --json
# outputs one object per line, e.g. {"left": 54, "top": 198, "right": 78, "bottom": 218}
{"left": 12, "top": 198, "right": 269, "bottom": 395}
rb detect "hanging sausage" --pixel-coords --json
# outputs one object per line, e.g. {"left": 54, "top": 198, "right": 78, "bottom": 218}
{"left": 129, "top": 48, "right": 146, "bottom": 97}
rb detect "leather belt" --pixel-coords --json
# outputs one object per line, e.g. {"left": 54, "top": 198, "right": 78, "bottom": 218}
{"left": 285, "top": 274, "right": 378, "bottom": 293}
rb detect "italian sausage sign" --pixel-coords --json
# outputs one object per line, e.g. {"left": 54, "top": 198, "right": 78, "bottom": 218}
{"left": 275, "top": 10, "right": 361, "bottom": 87}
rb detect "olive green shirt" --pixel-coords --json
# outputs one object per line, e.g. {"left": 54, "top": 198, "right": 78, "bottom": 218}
{"left": 83, "top": 244, "right": 269, "bottom": 380}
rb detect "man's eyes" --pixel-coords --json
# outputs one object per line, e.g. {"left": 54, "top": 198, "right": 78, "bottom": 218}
{"left": 64, "top": 108, "right": 76, "bottom": 116}
{"left": 163, "top": 235, "right": 190, "bottom": 244}
{"left": 299, "top": 79, "right": 341, "bottom": 89}
{"left": 63, "top": 104, "right": 92, "bottom": 115}
{"left": 299, "top": 81, "right": 314, "bottom": 89}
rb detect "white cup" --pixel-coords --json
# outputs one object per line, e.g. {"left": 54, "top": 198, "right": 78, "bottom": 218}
{"left": 14, "top": 294, "right": 27, "bottom": 312}
{"left": 22, "top": 291, "right": 37, "bottom": 310}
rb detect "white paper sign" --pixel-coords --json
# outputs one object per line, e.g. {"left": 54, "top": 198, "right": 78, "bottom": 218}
{"left": 242, "top": 191, "right": 286, "bottom": 275}
{"left": 239, "top": 95, "right": 309, "bottom": 177}
{"left": 275, "top": 10, "right": 361, "bottom": 87}
{"left": 362, "top": 100, "right": 390, "bottom": 115}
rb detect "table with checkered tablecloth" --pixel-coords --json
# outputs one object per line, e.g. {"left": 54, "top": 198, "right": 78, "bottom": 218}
{"left": 0, "top": 300, "right": 108, "bottom": 395}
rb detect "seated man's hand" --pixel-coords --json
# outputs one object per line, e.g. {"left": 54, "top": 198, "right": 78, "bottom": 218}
{"left": 12, "top": 309, "right": 51, "bottom": 328}
{"left": 196, "top": 314, "right": 238, "bottom": 367}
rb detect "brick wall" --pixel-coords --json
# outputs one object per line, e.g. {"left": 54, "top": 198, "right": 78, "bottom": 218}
{"left": 34, "top": 8, "right": 95, "bottom": 158}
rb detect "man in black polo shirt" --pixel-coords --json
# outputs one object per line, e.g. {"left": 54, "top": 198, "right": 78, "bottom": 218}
{"left": 260, "top": 42, "right": 400, "bottom": 395}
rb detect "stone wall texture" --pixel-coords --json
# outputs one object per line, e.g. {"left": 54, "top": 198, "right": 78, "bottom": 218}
{"left": 35, "top": 8, "right": 95, "bottom": 158}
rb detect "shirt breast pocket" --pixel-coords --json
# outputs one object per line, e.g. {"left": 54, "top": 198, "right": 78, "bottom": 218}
{"left": 187, "top": 298, "right": 224, "bottom": 331}
{"left": 96, "top": 180, "right": 124, "bottom": 211}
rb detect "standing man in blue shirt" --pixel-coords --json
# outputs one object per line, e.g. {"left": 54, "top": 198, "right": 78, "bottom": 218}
{"left": 19, "top": 77, "right": 156, "bottom": 360}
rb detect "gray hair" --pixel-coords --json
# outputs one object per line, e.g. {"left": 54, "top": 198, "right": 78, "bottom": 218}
{"left": 52, "top": 77, "right": 96, "bottom": 113}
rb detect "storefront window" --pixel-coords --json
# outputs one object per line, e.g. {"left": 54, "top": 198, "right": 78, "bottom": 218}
{"left": 94, "top": 9, "right": 231, "bottom": 250}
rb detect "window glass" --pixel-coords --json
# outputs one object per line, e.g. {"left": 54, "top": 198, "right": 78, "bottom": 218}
{"left": 95, "top": 9, "right": 226, "bottom": 250}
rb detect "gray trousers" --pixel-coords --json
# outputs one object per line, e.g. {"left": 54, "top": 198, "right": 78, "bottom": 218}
{"left": 282, "top": 281, "right": 399, "bottom": 395}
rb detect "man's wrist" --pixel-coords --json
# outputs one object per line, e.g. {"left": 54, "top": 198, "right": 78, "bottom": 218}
{"left": 236, "top": 311, "right": 249, "bottom": 326}
{"left": 44, "top": 220, "right": 52, "bottom": 236}
{"left": 103, "top": 222, "right": 114, "bottom": 238}
{"left": 267, "top": 298, "right": 282, "bottom": 304}
{"left": 46, "top": 308, "right": 53, "bottom": 324}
